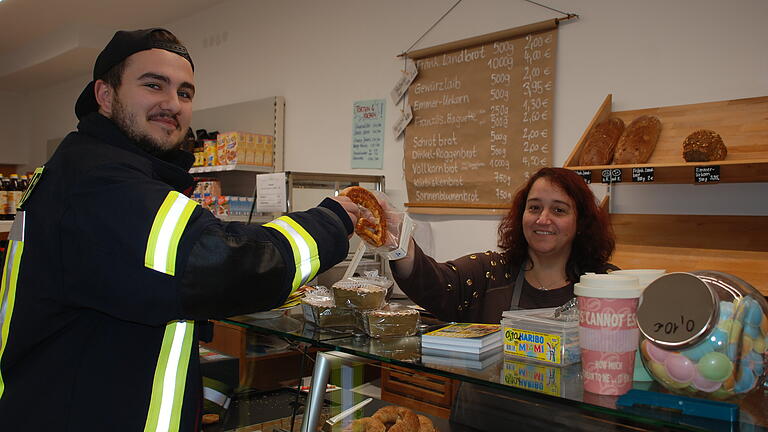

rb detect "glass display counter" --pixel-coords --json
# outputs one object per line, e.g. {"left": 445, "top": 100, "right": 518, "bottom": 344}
{"left": 221, "top": 305, "right": 768, "bottom": 432}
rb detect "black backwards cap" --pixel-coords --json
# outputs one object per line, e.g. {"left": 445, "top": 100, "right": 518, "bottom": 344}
{"left": 75, "top": 28, "right": 194, "bottom": 120}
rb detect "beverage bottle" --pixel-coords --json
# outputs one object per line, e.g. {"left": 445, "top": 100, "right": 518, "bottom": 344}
{"left": 7, "top": 174, "right": 21, "bottom": 220}
{"left": 0, "top": 175, "right": 7, "bottom": 220}
{"left": 20, "top": 175, "right": 29, "bottom": 192}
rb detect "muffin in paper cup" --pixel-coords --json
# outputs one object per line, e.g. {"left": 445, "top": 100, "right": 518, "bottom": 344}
{"left": 301, "top": 288, "right": 357, "bottom": 328}
{"left": 362, "top": 304, "right": 421, "bottom": 338}
{"left": 331, "top": 280, "right": 387, "bottom": 310}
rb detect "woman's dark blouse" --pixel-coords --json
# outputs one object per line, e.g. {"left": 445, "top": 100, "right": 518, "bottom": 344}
{"left": 391, "top": 243, "right": 618, "bottom": 324}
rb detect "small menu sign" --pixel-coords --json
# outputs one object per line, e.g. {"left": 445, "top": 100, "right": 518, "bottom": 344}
{"left": 575, "top": 169, "right": 591, "bottom": 184}
{"left": 695, "top": 166, "right": 720, "bottom": 183}
{"left": 632, "top": 167, "right": 655, "bottom": 183}
{"left": 601, "top": 168, "right": 622, "bottom": 184}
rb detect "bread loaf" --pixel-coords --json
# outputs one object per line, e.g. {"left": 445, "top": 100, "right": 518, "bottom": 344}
{"left": 578, "top": 118, "right": 625, "bottom": 166}
{"left": 613, "top": 115, "right": 662, "bottom": 164}
{"left": 682, "top": 129, "right": 727, "bottom": 162}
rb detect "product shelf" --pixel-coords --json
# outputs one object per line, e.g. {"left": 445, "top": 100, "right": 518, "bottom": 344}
{"left": 564, "top": 94, "right": 768, "bottom": 184}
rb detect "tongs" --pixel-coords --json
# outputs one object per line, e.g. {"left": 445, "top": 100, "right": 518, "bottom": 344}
{"left": 323, "top": 397, "right": 373, "bottom": 430}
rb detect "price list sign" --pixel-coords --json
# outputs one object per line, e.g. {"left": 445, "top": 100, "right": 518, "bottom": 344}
{"left": 403, "top": 22, "right": 557, "bottom": 209}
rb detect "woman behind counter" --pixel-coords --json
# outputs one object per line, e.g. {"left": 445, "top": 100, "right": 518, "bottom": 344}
{"left": 390, "top": 167, "right": 617, "bottom": 324}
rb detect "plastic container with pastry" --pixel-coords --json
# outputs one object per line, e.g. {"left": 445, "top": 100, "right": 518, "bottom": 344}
{"left": 682, "top": 129, "right": 727, "bottom": 162}
{"left": 346, "top": 272, "right": 395, "bottom": 302}
{"left": 362, "top": 304, "right": 421, "bottom": 338}
{"left": 332, "top": 279, "right": 387, "bottom": 310}
{"left": 612, "top": 115, "right": 662, "bottom": 164}
{"left": 301, "top": 288, "right": 358, "bottom": 328}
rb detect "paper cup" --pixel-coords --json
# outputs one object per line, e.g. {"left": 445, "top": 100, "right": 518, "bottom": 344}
{"left": 575, "top": 274, "right": 641, "bottom": 395}
{"left": 611, "top": 269, "right": 666, "bottom": 382}
{"left": 611, "top": 269, "right": 666, "bottom": 289}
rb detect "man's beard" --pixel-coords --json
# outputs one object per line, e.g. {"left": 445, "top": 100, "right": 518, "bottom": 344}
{"left": 111, "top": 96, "right": 183, "bottom": 157}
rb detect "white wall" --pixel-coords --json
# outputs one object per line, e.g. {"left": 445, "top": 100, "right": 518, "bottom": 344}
{"left": 10, "top": 0, "right": 768, "bottom": 261}
{"left": 0, "top": 90, "right": 29, "bottom": 164}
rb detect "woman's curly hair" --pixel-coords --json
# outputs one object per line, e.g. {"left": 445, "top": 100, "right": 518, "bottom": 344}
{"left": 497, "top": 167, "right": 615, "bottom": 281}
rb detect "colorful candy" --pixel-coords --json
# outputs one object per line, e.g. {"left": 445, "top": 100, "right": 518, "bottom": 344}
{"left": 665, "top": 354, "right": 696, "bottom": 383}
{"left": 642, "top": 295, "right": 768, "bottom": 399}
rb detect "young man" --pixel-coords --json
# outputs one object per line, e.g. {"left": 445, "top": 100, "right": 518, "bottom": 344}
{"left": 0, "top": 28, "right": 359, "bottom": 431}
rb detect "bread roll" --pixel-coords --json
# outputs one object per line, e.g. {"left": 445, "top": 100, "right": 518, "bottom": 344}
{"left": 682, "top": 129, "right": 727, "bottom": 162}
{"left": 613, "top": 115, "right": 662, "bottom": 164}
{"left": 578, "top": 118, "right": 625, "bottom": 166}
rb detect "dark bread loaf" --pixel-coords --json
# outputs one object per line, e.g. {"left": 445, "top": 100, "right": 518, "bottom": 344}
{"left": 578, "top": 117, "right": 625, "bottom": 166}
{"left": 613, "top": 115, "right": 662, "bottom": 164}
{"left": 682, "top": 129, "right": 727, "bottom": 162}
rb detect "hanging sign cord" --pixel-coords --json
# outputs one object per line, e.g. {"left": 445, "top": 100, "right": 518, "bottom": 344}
{"left": 523, "top": 0, "right": 579, "bottom": 21}
{"left": 400, "top": 0, "right": 464, "bottom": 57}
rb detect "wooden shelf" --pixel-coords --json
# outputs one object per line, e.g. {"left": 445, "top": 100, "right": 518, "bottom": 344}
{"left": 607, "top": 211, "right": 768, "bottom": 295}
{"left": 564, "top": 94, "right": 768, "bottom": 184}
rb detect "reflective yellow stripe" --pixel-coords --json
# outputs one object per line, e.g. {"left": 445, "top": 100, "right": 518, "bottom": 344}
{"left": 144, "top": 320, "right": 195, "bottom": 432}
{"left": 0, "top": 240, "right": 24, "bottom": 400}
{"left": 18, "top": 166, "right": 44, "bottom": 210}
{"left": 145, "top": 192, "right": 197, "bottom": 276}
{"left": 264, "top": 216, "right": 320, "bottom": 292}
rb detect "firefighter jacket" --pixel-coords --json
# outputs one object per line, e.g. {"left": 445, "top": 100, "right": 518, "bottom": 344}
{"left": 0, "top": 113, "right": 352, "bottom": 431}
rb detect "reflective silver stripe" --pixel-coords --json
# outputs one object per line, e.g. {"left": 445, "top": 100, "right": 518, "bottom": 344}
{"left": 145, "top": 192, "right": 197, "bottom": 276}
{"left": 144, "top": 321, "right": 195, "bottom": 432}
{"left": 203, "top": 386, "right": 230, "bottom": 408}
{"left": 270, "top": 219, "right": 312, "bottom": 285}
{"left": 8, "top": 211, "right": 25, "bottom": 242}
{"left": 0, "top": 239, "right": 24, "bottom": 399}
{"left": 264, "top": 216, "right": 320, "bottom": 291}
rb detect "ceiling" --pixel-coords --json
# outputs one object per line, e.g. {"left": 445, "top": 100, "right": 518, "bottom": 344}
{"left": 0, "top": 0, "right": 229, "bottom": 92}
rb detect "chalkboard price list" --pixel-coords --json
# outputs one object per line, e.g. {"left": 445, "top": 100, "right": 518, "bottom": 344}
{"left": 601, "top": 168, "right": 622, "bottom": 183}
{"left": 632, "top": 167, "right": 655, "bottom": 182}
{"left": 695, "top": 166, "right": 720, "bottom": 183}
{"left": 404, "top": 26, "right": 557, "bottom": 207}
{"left": 575, "top": 170, "right": 592, "bottom": 184}
{"left": 520, "top": 32, "right": 553, "bottom": 182}
{"left": 488, "top": 40, "right": 513, "bottom": 187}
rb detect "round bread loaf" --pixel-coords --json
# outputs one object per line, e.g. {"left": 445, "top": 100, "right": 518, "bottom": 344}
{"left": 682, "top": 129, "right": 727, "bottom": 162}
{"left": 578, "top": 117, "right": 625, "bottom": 166}
{"left": 613, "top": 115, "right": 662, "bottom": 165}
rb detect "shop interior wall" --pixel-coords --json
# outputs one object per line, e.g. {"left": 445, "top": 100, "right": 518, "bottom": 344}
{"left": 7, "top": 0, "right": 768, "bottom": 262}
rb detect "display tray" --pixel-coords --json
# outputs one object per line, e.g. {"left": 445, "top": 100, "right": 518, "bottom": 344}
{"left": 564, "top": 94, "right": 768, "bottom": 184}
{"left": 202, "top": 388, "right": 321, "bottom": 432}
{"left": 201, "top": 386, "right": 451, "bottom": 432}
{"left": 226, "top": 304, "right": 768, "bottom": 432}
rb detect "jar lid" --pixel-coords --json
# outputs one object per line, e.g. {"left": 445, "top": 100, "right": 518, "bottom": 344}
{"left": 637, "top": 272, "right": 719, "bottom": 349}
{"left": 574, "top": 273, "right": 641, "bottom": 299}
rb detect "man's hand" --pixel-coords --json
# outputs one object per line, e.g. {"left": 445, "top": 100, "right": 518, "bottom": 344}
{"left": 329, "top": 195, "right": 360, "bottom": 235}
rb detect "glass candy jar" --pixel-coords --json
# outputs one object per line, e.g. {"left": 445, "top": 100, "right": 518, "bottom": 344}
{"left": 637, "top": 271, "right": 768, "bottom": 399}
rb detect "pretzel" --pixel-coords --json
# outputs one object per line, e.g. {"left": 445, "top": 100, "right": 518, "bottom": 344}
{"left": 417, "top": 414, "right": 436, "bottom": 432}
{"left": 341, "top": 186, "right": 387, "bottom": 247}
{"left": 372, "top": 406, "right": 420, "bottom": 432}
{"left": 343, "top": 417, "right": 386, "bottom": 432}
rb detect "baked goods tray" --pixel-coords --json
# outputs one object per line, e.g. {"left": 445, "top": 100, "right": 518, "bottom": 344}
{"left": 563, "top": 94, "right": 768, "bottom": 184}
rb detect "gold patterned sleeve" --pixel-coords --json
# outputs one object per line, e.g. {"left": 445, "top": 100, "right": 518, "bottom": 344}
{"left": 391, "top": 242, "right": 506, "bottom": 322}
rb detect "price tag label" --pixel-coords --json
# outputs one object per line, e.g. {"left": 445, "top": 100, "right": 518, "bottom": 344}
{"left": 392, "top": 104, "right": 413, "bottom": 139}
{"left": 632, "top": 167, "right": 655, "bottom": 183}
{"left": 637, "top": 273, "right": 716, "bottom": 346}
{"left": 695, "top": 166, "right": 720, "bottom": 183}
{"left": 601, "top": 168, "right": 622, "bottom": 184}
{"left": 390, "top": 58, "right": 418, "bottom": 104}
{"left": 575, "top": 170, "right": 591, "bottom": 184}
